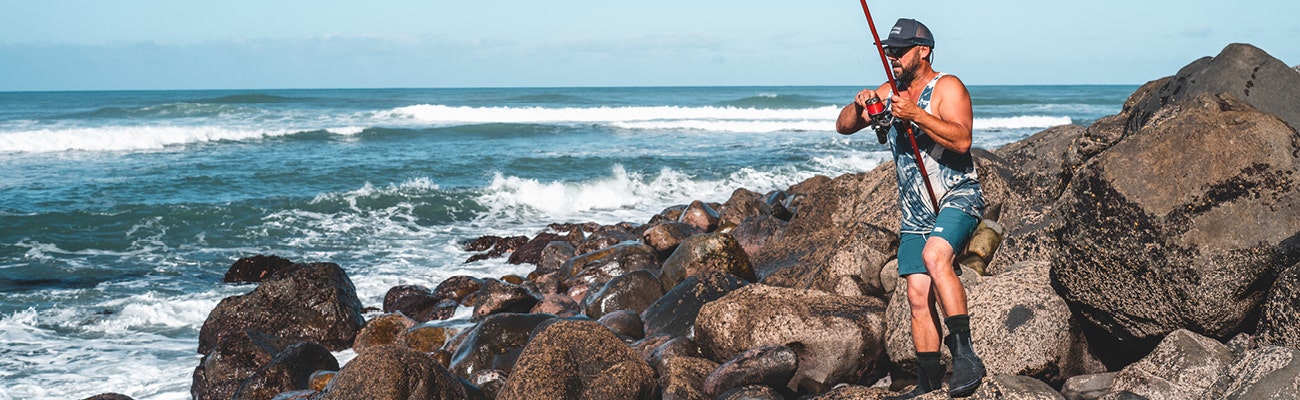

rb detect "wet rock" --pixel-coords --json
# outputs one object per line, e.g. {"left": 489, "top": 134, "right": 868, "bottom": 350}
{"left": 1061, "top": 372, "right": 1117, "bottom": 400}
{"left": 717, "top": 385, "right": 785, "bottom": 400}
{"left": 578, "top": 227, "right": 639, "bottom": 255}
{"left": 198, "top": 263, "right": 366, "bottom": 354}
{"left": 83, "top": 394, "right": 135, "bottom": 400}
{"left": 508, "top": 232, "right": 571, "bottom": 265}
{"left": 561, "top": 241, "right": 660, "bottom": 289}
{"left": 702, "top": 345, "right": 799, "bottom": 398}
{"left": 659, "top": 356, "right": 718, "bottom": 400}
{"left": 382, "top": 286, "right": 456, "bottom": 323}
{"left": 470, "top": 279, "right": 540, "bottom": 321}
{"left": 966, "top": 261, "right": 1104, "bottom": 386}
{"left": 1211, "top": 345, "right": 1300, "bottom": 399}
{"left": 232, "top": 342, "right": 337, "bottom": 400}
{"left": 498, "top": 319, "right": 656, "bottom": 400}
{"left": 582, "top": 269, "right": 664, "bottom": 320}
{"left": 537, "top": 241, "right": 577, "bottom": 275}
{"left": 649, "top": 336, "right": 705, "bottom": 374}
{"left": 679, "top": 200, "right": 721, "bottom": 232}
{"left": 598, "top": 309, "right": 645, "bottom": 341}
{"left": 224, "top": 254, "right": 295, "bottom": 283}
{"left": 433, "top": 276, "right": 485, "bottom": 306}
{"left": 192, "top": 331, "right": 278, "bottom": 400}
{"left": 729, "top": 214, "right": 786, "bottom": 261}
{"left": 464, "top": 235, "right": 528, "bottom": 263}
{"left": 643, "top": 221, "right": 703, "bottom": 260}
{"left": 470, "top": 369, "right": 508, "bottom": 400}
{"left": 660, "top": 231, "right": 755, "bottom": 290}
{"left": 720, "top": 188, "right": 772, "bottom": 227}
{"left": 352, "top": 313, "right": 416, "bottom": 355}
{"left": 270, "top": 390, "right": 313, "bottom": 400}
{"left": 695, "top": 284, "right": 888, "bottom": 394}
{"left": 1257, "top": 262, "right": 1300, "bottom": 349}
{"left": 314, "top": 344, "right": 466, "bottom": 400}
{"left": 449, "top": 313, "right": 556, "bottom": 379}
{"left": 529, "top": 293, "right": 580, "bottom": 318}
{"left": 1107, "top": 329, "right": 1234, "bottom": 399}
{"left": 1050, "top": 91, "right": 1300, "bottom": 355}
{"left": 642, "top": 272, "right": 747, "bottom": 339}
{"left": 402, "top": 323, "right": 452, "bottom": 353}
{"left": 307, "top": 370, "right": 334, "bottom": 391}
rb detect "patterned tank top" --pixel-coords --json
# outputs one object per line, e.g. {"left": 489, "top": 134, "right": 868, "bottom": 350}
{"left": 886, "top": 73, "right": 985, "bottom": 234}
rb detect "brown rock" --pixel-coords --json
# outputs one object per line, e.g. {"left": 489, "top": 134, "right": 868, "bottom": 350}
{"left": 1108, "top": 329, "right": 1234, "bottom": 399}
{"left": 198, "top": 263, "right": 365, "bottom": 354}
{"left": 680, "top": 200, "right": 721, "bottom": 232}
{"left": 643, "top": 221, "right": 703, "bottom": 260}
{"left": 224, "top": 254, "right": 295, "bottom": 283}
{"left": 308, "top": 370, "right": 335, "bottom": 391}
{"left": 314, "top": 344, "right": 467, "bottom": 400}
{"left": 659, "top": 356, "right": 718, "bottom": 400}
{"left": 660, "top": 231, "right": 755, "bottom": 290}
{"left": 232, "top": 342, "right": 338, "bottom": 400}
{"left": 537, "top": 241, "right": 577, "bottom": 275}
{"left": 1257, "top": 263, "right": 1300, "bottom": 349}
{"left": 497, "top": 319, "right": 656, "bottom": 400}
{"left": 642, "top": 272, "right": 748, "bottom": 339}
{"left": 561, "top": 241, "right": 660, "bottom": 290}
{"left": 449, "top": 313, "right": 556, "bottom": 379}
{"left": 719, "top": 188, "right": 773, "bottom": 228}
{"left": 598, "top": 309, "right": 645, "bottom": 341}
{"left": 352, "top": 313, "right": 416, "bottom": 355}
{"left": 470, "top": 279, "right": 540, "bottom": 321}
{"left": 402, "top": 324, "right": 452, "bottom": 353}
{"left": 530, "top": 293, "right": 580, "bottom": 317}
{"left": 582, "top": 269, "right": 664, "bottom": 320}
{"left": 433, "top": 276, "right": 484, "bottom": 305}
{"left": 702, "top": 345, "right": 799, "bottom": 398}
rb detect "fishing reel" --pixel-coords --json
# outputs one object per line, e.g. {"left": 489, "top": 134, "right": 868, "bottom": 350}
{"left": 863, "top": 97, "right": 893, "bottom": 144}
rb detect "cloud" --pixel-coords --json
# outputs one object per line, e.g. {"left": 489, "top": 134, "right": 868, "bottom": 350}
{"left": 1180, "top": 26, "right": 1212, "bottom": 39}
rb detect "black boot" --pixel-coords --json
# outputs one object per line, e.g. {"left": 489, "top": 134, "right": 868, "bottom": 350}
{"left": 945, "top": 330, "right": 986, "bottom": 397}
{"left": 884, "top": 357, "right": 943, "bottom": 400}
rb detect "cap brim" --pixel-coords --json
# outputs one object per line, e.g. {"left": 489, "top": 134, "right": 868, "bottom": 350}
{"left": 880, "top": 38, "right": 912, "bottom": 48}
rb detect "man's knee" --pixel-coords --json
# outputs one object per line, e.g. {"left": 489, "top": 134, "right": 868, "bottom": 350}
{"left": 905, "top": 279, "right": 931, "bottom": 311}
{"left": 921, "top": 238, "right": 954, "bottom": 270}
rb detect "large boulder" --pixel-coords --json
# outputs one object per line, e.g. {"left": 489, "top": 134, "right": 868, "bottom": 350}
{"left": 192, "top": 331, "right": 280, "bottom": 400}
{"left": 313, "top": 344, "right": 467, "bottom": 400}
{"left": 224, "top": 255, "right": 295, "bottom": 283}
{"left": 695, "top": 284, "right": 887, "bottom": 394}
{"left": 198, "top": 263, "right": 366, "bottom": 354}
{"left": 470, "top": 279, "right": 540, "bottom": 321}
{"left": 702, "top": 344, "right": 799, "bottom": 398}
{"left": 231, "top": 342, "right": 337, "bottom": 400}
{"left": 1050, "top": 91, "right": 1300, "bottom": 353}
{"left": 658, "top": 356, "right": 719, "bottom": 400}
{"left": 1257, "top": 263, "right": 1300, "bottom": 350}
{"left": 561, "top": 241, "right": 660, "bottom": 290}
{"left": 1106, "top": 329, "right": 1235, "bottom": 400}
{"left": 1210, "top": 345, "right": 1300, "bottom": 399}
{"left": 883, "top": 264, "right": 982, "bottom": 372}
{"left": 581, "top": 269, "right": 664, "bottom": 320}
{"left": 642, "top": 272, "right": 748, "bottom": 339}
{"left": 449, "top": 313, "right": 556, "bottom": 379}
{"left": 986, "top": 124, "right": 1088, "bottom": 272}
{"left": 660, "top": 231, "right": 756, "bottom": 290}
{"left": 497, "top": 319, "right": 657, "bottom": 400}
{"left": 966, "top": 261, "right": 1105, "bottom": 385}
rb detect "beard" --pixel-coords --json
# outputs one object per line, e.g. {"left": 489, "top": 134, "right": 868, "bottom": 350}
{"left": 895, "top": 61, "right": 920, "bottom": 90}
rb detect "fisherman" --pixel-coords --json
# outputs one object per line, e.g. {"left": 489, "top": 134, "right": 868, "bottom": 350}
{"left": 835, "top": 18, "right": 987, "bottom": 398}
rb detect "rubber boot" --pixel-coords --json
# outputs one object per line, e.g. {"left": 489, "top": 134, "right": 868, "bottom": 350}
{"left": 883, "top": 360, "right": 943, "bottom": 400}
{"left": 945, "top": 331, "right": 987, "bottom": 397}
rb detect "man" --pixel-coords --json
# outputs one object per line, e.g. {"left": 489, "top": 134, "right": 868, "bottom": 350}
{"left": 835, "top": 18, "right": 986, "bottom": 398}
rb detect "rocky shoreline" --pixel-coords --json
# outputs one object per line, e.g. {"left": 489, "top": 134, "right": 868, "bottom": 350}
{"left": 89, "top": 43, "right": 1299, "bottom": 400}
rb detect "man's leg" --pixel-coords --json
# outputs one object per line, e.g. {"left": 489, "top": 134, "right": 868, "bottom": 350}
{"left": 884, "top": 273, "right": 944, "bottom": 400}
{"left": 922, "top": 210, "right": 986, "bottom": 397}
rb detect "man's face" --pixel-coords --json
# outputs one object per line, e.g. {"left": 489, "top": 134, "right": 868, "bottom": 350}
{"left": 888, "top": 46, "right": 925, "bottom": 89}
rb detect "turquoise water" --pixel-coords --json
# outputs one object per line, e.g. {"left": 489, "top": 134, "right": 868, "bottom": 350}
{"left": 0, "top": 85, "right": 1134, "bottom": 399}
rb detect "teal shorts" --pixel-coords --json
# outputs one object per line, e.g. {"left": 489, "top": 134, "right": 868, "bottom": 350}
{"left": 897, "top": 207, "right": 980, "bottom": 276}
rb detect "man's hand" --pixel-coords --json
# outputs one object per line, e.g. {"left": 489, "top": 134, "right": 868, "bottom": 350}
{"left": 890, "top": 92, "right": 925, "bottom": 122}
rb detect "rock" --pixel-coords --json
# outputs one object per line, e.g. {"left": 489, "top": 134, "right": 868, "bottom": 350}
{"left": 1257, "top": 263, "right": 1300, "bottom": 349}
{"left": 1061, "top": 372, "right": 1117, "bottom": 400}
{"left": 577, "top": 227, "right": 639, "bottom": 255}
{"left": 966, "top": 261, "right": 1105, "bottom": 385}
{"left": 561, "top": 241, "right": 660, "bottom": 290}
{"left": 403, "top": 323, "right": 452, "bottom": 353}
{"left": 660, "top": 231, "right": 755, "bottom": 290}
{"left": 449, "top": 313, "right": 556, "bottom": 379}
{"left": 659, "top": 355, "right": 718, "bottom": 400}
{"left": 730, "top": 214, "right": 787, "bottom": 261}
{"left": 470, "top": 369, "right": 508, "bottom": 400}
{"left": 642, "top": 272, "right": 747, "bottom": 339}
{"left": 84, "top": 394, "right": 134, "bottom": 400}
{"left": 649, "top": 336, "right": 705, "bottom": 374}
{"left": 1126, "top": 43, "right": 1300, "bottom": 138}
{"left": 964, "top": 375, "right": 1067, "bottom": 399}
{"left": 270, "top": 390, "right": 314, "bottom": 400}
{"left": 1050, "top": 91, "right": 1300, "bottom": 355}
{"left": 1107, "top": 329, "right": 1235, "bottom": 400}
{"left": 433, "top": 276, "right": 485, "bottom": 306}
{"left": 464, "top": 235, "right": 528, "bottom": 263}
{"left": 803, "top": 384, "right": 896, "bottom": 399}
{"left": 695, "top": 284, "right": 888, "bottom": 394}
{"left": 383, "top": 284, "right": 434, "bottom": 313}
{"left": 1211, "top": 345, "right": 1300, "bottom": 399}
{"left": 314, "top": 344, "right": 467, "bottom": 400}
{"left": 352, "top": 313, "right": 416, "bottom": 355}
{"left": 232, "top": 341, "right": 337, "bottom": 400}
{"left": 538, "top": 241, "right": 577, "bottom": 275}
{"left": 582, "top": 269, "right": 664, "bottom": 320}
{"left": 986, "top": 124, "right": 1088, "bottom": 272}
{"left": 224, "top": 255, "right": 295, "bottom": 283}
{"left": 507, "top": 232, "right": 571, "bottom": 265}
{"left": 719, "top": 188, "right": 773, "bottom": 228}
{"left": 884, "top": 264, "right": 982, "bottom": 372}
{"left": 702, "top": 345, "right": 799, "bottom": 398}
{"left": 381, "top": 286, "right": 456, "bottom": 323}
{"left": 717, "top": 385, "right": 786, "bottom": 400}
{"left": 470, "top": 279, "right": 540, "bottom": 321}
{"left": 192, "top": 331, "right": 278, "bottom": 400}
{"left": 198, "top": 263, "right": 366, "bottom": 354}
{"left": 497, "top": 319, "right": 657, "bottom": 400}
{"left": 643, "top": 222, "right": 703, "bottom": 260}
{"left": 308, "top": 370, "right": 334, "bottom": 391}
{"left": 598, "top": 309, "right": 645, "bottom": 340}
{"left": 680, "top": 200, "right": 721, "bottom": 232}
{"left": 529, "top": 293, "right": 580, "bottom": 317}
{"left": 1227, "top": 332, "right": 1257, "bottom": 359}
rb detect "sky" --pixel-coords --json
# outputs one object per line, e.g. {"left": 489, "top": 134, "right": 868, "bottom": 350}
{"left": 1, "top": 0, "right": 1296, "bottom": 91}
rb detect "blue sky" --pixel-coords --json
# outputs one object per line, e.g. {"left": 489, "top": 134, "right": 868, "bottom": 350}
{"left": 1, "top": 0, "right": 1296, "bottom": 91}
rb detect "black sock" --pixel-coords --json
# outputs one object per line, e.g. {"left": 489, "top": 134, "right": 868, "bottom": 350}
{"left": 916, "top": 351, "right": 941, "bottom": 374}
{"left": 945, "top": 314, "right": 971, "bottom": 334}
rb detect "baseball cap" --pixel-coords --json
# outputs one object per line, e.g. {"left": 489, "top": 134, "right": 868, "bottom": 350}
{"left": 880, "top": 18, "right": 935, "bottom": 48}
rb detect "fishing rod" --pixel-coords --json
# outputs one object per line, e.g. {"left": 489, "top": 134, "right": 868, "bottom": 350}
{"left": 856, "top": 0, "right": 940, "bottom": 212}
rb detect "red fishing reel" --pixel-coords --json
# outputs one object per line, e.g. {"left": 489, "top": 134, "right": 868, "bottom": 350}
{"left": 863, "top": 96, "right": 891, "bottom": 144}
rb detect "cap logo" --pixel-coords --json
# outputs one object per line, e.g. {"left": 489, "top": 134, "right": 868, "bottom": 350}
{"left": 891, "top": 27, "right": 903, "bottom": 35}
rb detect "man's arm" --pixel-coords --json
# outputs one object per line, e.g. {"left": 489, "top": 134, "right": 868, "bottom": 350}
{"left": 889, "top": 75, "right": 974, "bottom": 153}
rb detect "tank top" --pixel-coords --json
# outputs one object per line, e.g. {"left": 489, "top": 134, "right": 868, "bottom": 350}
{"left": 886, "top": 73, "right": 985, "bottom": 234}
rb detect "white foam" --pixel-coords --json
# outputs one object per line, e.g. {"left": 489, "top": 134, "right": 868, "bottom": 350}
{"left": 973, "top": 115, "right": 1072, "bottom": 130}
{"left": 327, "top": 126, "right": 367, "bottom": 135}
{"left": 0, "top": 125, "right": 295, "bottom": 153}
{"left": 376, "top": 104, "right": 839, "bottom": 126}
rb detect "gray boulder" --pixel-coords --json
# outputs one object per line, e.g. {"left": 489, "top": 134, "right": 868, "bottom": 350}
{"left": 1061, "top": 372, "right": 1118, "bottom": 400}
{"left": 1106, "top": 329, "right": 1235, "bottom": 400}
{"left": 1211, "top": 345, "right": 1300, "bottom": 399}
{"left": 198, "top": 263, "right": 365, "bottom": 354}
{"left": 1257, "top": 263, "right": 1300, "bottom": 349}
{"left": 695, "top": 284, "right": 887, "bottom": 394}
{"left": 660, "top": 231, "right": 756, "bottom": 290}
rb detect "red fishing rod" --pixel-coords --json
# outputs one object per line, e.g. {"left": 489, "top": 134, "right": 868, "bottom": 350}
{"left": 856, "top": 0, "right": 940, "bottom": 212}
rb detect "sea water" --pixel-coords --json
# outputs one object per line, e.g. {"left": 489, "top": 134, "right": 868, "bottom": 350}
{"left": 0, "top": 85, "right": 1133, "bottom": 399}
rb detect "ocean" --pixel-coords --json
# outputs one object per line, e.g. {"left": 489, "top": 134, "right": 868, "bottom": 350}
{"left": 0, "top": 85, "right": 1134, "bottom": 399}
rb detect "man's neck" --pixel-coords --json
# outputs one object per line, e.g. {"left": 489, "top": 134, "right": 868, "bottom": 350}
{"left": 905, "top": 66, "right": 938, "bottom": 94}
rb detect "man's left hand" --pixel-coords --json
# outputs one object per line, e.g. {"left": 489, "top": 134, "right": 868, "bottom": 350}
{"left": 890, "top": 92, "right": 925, "bottom": 122}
